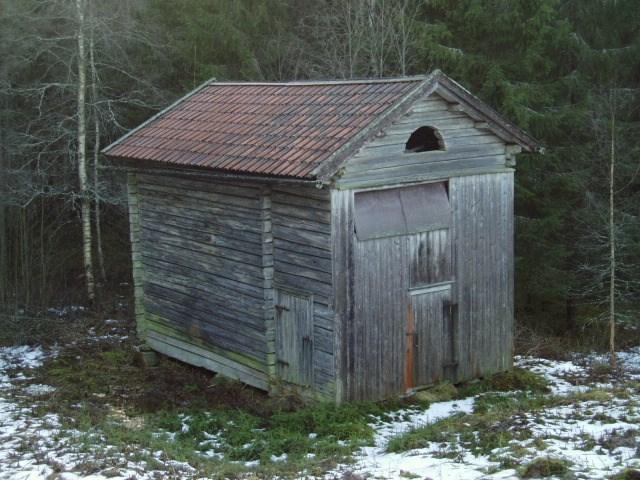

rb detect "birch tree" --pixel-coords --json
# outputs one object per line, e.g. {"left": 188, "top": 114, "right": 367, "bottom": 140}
{"left": 576, "top": 86, "right": 639, "bottom": 365}
{"left": 76, "top": 0, "right": 96, "bottom": 302}
{"left": 0, "top": 0, "right": 165, "bottom": 308}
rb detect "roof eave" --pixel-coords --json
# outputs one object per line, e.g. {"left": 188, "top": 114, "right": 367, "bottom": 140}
{"left": 432, "top": 71, "right": 543, "bottom": 153}
{"left": 105, "top": 156, "right": 322, "bottom": 185}
{"left": 101, "top": 77, "right": 216, "bottom": 156}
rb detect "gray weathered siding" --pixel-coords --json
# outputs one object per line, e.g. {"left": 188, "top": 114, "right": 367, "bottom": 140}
{"left": 129, "top": 174, "right": 337, "bottom": 398}
{"left": 127, "top": 173, "right": 147, "bottom": 338}
{"left": 271, "top": 186, "right": 335, "bottom": 398}
{"left": 337, "top": 93, "right": 508, "bottom": 188}
{"left": 451, "top": 172, "right": 514, "bottom": 380}
{"left": 333, "top": 171, "right": 514, "bottom": 402}
{"left": 133, "top": 172, "right": 269, "bottom": 388}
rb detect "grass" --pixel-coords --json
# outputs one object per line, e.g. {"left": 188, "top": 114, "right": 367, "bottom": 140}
{"left": 386, "top": 380, "right": 640, "bottom": 480}
{"left": 386, "top": 391, "right": 554, "bottom": 456}
{"left": 519, "top": 457, "right": 572, "bottom": 478}
{"left": 0, "top": 310, "right": 87, "bottom": 346}
{"left": 383, "top": 367, "right": 553, "bottom": 457}
{"left": 23, "top": 315, "right": 562, "bottom": 477}
{"left": 54, "top": 389, "right": 411, "bottom": 477}
{"left": 610, "top": 469, "right": 640, "bottom": 480}
{"left": 456, "top": 367, "right": 551, "bottom": 398}
{"left": 29, "top": 323, "right": 434, "bottom": 478}
{"left": 14, "top": 313, "right": 637, "bottom": 478}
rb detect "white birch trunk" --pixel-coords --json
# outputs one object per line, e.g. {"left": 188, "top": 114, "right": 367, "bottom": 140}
{"left": 76, "top": 0, "right": 95, "bottom": 302}
{"left": 89, "top": 23, "right": 106, "bottom": 283}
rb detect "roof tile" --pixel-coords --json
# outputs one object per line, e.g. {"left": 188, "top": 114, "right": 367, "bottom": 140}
{"left": 106, "top": 79, "right": 422, "bottom": 178}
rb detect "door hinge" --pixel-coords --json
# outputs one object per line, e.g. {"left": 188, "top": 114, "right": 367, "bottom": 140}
{"left": 275, "top": 304, "right": 290, "bottom": 313}
{"left": 406, "top": 331, "right": 418, "bottom": 347}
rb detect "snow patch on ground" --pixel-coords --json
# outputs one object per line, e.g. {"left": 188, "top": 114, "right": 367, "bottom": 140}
{"left": 0, "top": 345, "right": 197, "bottom": 480}
{"left": 329, "top": 398, "right": 481, "bottom": 479}
{"left": 1, "top": 339, "right": 639, "bottom": 479}
{"left": 330, "top": 351, "right": 640, "bottom": 480}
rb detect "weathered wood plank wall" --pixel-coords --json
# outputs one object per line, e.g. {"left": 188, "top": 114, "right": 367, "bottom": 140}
{"left": 271, "top": 186, "right": 336, "bottom": 398}
{"left": 132, "top": 172, "right": 269, "bottom": 389}
{"left": 451, "top": 172, "right": 514, "bottom": 380}
{"left": 336, "top": 93, "right": 509, "bottom": 189}
{"left": 333, "top": 172, "right": 514, "bottom": 402}
{"left": 331, "top": 189, "right": 353, "bottom": 403}
{"left": 127, "top": 173, "right": 147, "bottom": 338}
{"left": 351, "top": 235, "right": 409, "bottom": 400}
{"left": 129, "top": 173, "right": 337, "bottom": 397}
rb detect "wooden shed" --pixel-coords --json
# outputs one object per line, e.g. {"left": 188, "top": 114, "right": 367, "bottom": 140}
{"left": 104, "top": 70, "right": 540, "bottom": 402}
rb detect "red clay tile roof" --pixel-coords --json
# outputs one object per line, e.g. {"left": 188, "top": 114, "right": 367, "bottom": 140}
{"left": 104, "top": 79, "right": 422, "bottom": 178}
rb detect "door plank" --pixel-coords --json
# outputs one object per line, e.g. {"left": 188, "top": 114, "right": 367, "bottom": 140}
{"left": 274, "top": 290, "right": 313, "bottom": 386}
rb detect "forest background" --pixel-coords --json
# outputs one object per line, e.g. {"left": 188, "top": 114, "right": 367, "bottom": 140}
{"left": 0, "top": 0, "right": 638, "bottom": 348}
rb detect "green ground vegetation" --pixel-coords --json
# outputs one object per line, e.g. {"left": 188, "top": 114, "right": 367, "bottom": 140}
{"left": 28, "top": 321, "right": 433, "bottom": 478}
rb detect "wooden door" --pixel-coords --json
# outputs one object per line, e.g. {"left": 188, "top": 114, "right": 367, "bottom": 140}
{"left": 274, "top": 289, "right": 313, "bottom": 387}
{"left": 350, "top": 183, "right": 455, "bottom": 399}
{"left": 408, "top": 283, "right": 457, "bottom": 388}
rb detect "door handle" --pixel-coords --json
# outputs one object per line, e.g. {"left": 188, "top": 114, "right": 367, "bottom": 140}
{"left": 275, "top": 304, "right": 290, "bottom": 313}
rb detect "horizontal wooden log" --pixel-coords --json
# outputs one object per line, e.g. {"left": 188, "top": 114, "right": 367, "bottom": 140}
{"left": 139, "top": 207, "right": 262, "bottom": 246}
{"left": 271, "top": 189, "right": 330, "bottom": 210}
{"left": 314, "top": 349, "right": 335, "bottom": 376}
{"left": 139, "top": 195, "right": 262, "bottom": 234}
{"left": 146, "top": 314, "right": 267, "bottom": 371}
{"left": 274, "top": 247, "right": 332, "bottom": 274}
{"left": 408, "top": 103, "right": 450, "bottom": 114}
{"left": 360, "top": 130, "right": 503, "bottom": 151}
{"left": 336, "top": 166, "right": 513, "bottom": 190}
{"left": 146, "top": 329, "right": 268, "bottom": 390}
{"left": 271, "top": 224, "right": 331, "bottom": 251}
{"left": 139, "top": 215, "right": 262, "bottom": 260}
{"left": 274, "top": 259, "right": 332, "bottom": 284}
{"left": 141, "top": 254, "right": 264, "bottom": 299}
{"left": 145, "top": 293, "right": 267, "bottom": 360}
{"left": 271, "top": 214, "right": 332, "bottom": 235}
{"left": 145, "top": 282, "right": 264, "bottom": 331}
{"left": 393, "top": 114, "right": 475, "bottom": 131}
{"left": 382, "top": 121, "right": 489, "bottom": 139}
{"left": 145, "top": 289, "right": 265, "bottom": 347}
{"left": 138, "top": 172, "right": 262, "bottom": 200}
{"left": 274, "top": 272, "right": 332, "bottom": 303}
{"left": 272, "top": 201, "right": 331, "bottom": 225}
{"left": 143, "top": 272, "right": 264, "bottom": 322}
{"left": 141, "top": 225, "right": 262, "bottom": 268}
{"left": 313, "top": 369, "right": 336, "bottom": 395}
{"left": 142, "top": 240, "right": 263, "bottom": 284}
{"left": 140, "top": 189, "right": 261, "bottom": 224}
{"left": 137, "top": 181, "right": 260, "bottom": 210}
{"left": 313, "top": 325, "right": 334, "bottom": 354}
{"left": 273, "top": 237, "right": 331, "bottom": 261}
{"left": 313, "top": 305, "right": 335, "bottom": 331}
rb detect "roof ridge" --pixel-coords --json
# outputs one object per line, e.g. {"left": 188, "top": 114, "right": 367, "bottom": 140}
{"left": 205, "top": 76, "right": 428, "bottom": 87}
